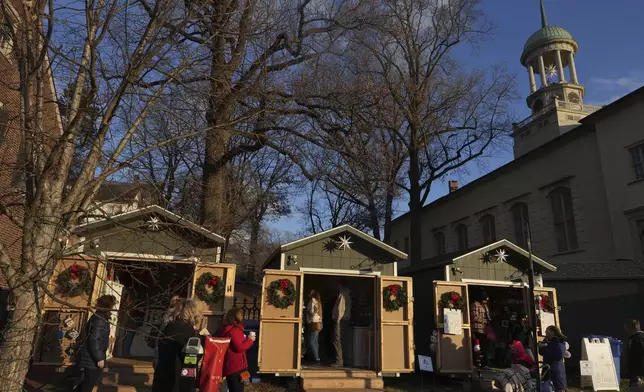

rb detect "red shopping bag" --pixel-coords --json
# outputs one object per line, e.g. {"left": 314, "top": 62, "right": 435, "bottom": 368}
{"left": 198, "top": 337, "right": 231, "bottom": 392}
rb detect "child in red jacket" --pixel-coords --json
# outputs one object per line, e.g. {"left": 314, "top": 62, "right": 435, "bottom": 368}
{"left": 215, "top": 308, "right": 255, "bottom": 392}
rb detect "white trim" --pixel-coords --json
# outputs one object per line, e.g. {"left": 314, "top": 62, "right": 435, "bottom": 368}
{"left": 280, "top": 253, "right": 285, "bottom": 270}
{"left": 393, "top": 262, "right": 398, "bottom": 277}
{"left": 452, "top": 239, "right": 556, "bottom": 271}
{"left": 445, "top": 265, "right": 451, "bottom": 281}
{"left": 460, "top": 278, "right": 527, "bottom": 288}
{"left": 298, "top": 267, "right": 381, "bottom": 276}
{"left": 102, "top": 251, "right": 199, "bottom": 262}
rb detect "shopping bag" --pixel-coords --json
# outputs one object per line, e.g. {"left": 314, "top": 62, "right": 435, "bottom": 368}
{"left": 199, "top": 336, "right": 231, "bottom": 392}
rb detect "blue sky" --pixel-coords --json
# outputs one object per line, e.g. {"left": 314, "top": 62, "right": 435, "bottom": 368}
{"left": 270, "top": 0, "right": 644, "bottom": 234}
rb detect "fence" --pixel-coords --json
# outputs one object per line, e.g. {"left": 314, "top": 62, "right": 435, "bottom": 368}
{"left": 232, "top": 296, "right": 261, "bottom": 320}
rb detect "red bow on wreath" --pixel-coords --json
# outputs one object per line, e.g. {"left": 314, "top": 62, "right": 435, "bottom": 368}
{"left": 279, "top": 279, "right": 290, "bottom": 290}
{"left": 451, "top": 293, "right": 461, "bottom": 302}
{"left": 208, "top": 276, "right": 219, "bottom": 287}
{"left": 389, "top": 285, "right": 400, "bottom": 296}
{"left": 69, "top": 265, "right": 82, "bottom": 280}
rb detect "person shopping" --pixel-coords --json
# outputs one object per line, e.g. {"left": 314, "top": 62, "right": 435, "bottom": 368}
{"left": 76, "top": 295, "right": 117, "bottom": 392}
{"left": 625, "top": 319, "right": 644, "bottom": 388}
{"left": 151, "top": 298, "right": 200, "bottom": 392}
{"left": 215, "top": 308, "right": 255, "bottom": 392}
{"left": 471, "top": 291, "right": 492, "bottom": 367}
{"left": 539, "top": 325, "right": 568, "bottom": 392}
{"left": 306, "top": 290, "right": 323, "bottom": 365}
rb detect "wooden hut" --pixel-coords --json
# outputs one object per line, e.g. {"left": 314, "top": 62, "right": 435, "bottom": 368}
{"left": 258, "top": 225, "right": 414, "bottom": 390}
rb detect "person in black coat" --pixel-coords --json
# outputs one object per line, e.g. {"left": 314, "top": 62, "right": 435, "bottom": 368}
{"left": 152, "top": 298, "right": 200, "bottom": 392}
{"left": 539, "top": 325, "right": 567, "bottom": 392}
{"left": 625, "top": 319, "right": 644, "bottom": 387}
{"left": 76, "top": 295, "right": 117, "bottom": 392}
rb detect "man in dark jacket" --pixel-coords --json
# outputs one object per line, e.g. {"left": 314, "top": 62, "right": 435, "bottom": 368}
{"left": 625, "top": 319, "right": 644, "bottom": 387}
{"left": 76, "top": 295, "right": 116, "bottom": 392}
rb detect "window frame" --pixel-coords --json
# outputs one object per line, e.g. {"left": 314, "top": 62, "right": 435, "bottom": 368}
{"left": 455, "top": 224, "right": 468, "bottom": 251}
{"left": 548, "top": 187, "right": 579, "bottom": 252}
{"left": 479, "top": 214, "right": 497, "bottom": 244}
{"left": 511, "top": 202, "right": 530, "bottom": 249}
{"left": 629, "top": 143, "right": 644, "bottom": 181}
{"left": 434, "top": 231, "right": 446, "bottom": 256}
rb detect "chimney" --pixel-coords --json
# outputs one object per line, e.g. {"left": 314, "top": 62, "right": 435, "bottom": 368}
{"left": 448, "top": 180, "right": 459, "bottom": 193}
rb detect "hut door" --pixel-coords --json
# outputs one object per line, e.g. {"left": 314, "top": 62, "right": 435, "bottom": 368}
{"left": 433, "top": 281, "right": 472, "bottom": 373}
{"left": 377, "top": 276, "right": 415, "bottom": 373}
{"left": 534, "top": 287, "right": 560, "bottom": 335}
{"left": 191, "top": 263, "right": 236, "bottom": 333}
{"left": 258, "top": 270, "right": 304, "bottom": 374}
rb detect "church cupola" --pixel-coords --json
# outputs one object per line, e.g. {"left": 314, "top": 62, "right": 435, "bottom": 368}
{"left": 512, "top": 0, "right": 601, "bottom": 159}
{"left": 521, "top": 0, "right": 583, "bottom": 112}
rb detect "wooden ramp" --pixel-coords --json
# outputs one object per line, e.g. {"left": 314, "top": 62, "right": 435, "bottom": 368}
{"left": 94, "top": 357, "right": 154, "bottom": 392}
{"left": 300, "top": 367, "right": 384, "bottom": 391}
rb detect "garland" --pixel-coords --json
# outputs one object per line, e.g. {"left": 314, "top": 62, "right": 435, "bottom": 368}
{"left": 267, "top": 279, "right": 297, "bottom": 309}
{"left": 55, "top": 265, "right": 92, "bottom": 297}
{"left": 535, "top": 294, "right": 555, "bottom": 313}
{"left": 383, "top": 284, "right": 408, "bottom": 312}
{"left": 439, "top": 291, "right": 465, "bottom": 310}
{"left": 194, "top": 272, "right": 225, "bottom": 305}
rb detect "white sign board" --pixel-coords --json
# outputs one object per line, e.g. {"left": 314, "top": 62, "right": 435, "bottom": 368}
{"left": 443, "top": 309, "right": 463, "bottom": 335}
{"left": 580, "top": 338, "right": 619, "bottom": 391}
{"left": 539, "top": 312, "right": 555, "bottom": 336}
{"left": 580, "top": 360, "right": 593, "bottom": 376}
{"left": 418, "top": 355, "right": 434, "bottom": 372}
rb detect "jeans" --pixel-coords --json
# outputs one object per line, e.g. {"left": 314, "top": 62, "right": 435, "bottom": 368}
{"left": 308, "top": 322, "right": 322, "bottom": 361}
{"left": 333, "top": 320, "right": 352, "bottom": 365}
{"left": 123, "top": 330, "right": 137, "bottom": 357}
{"left": 76, "top": 368, "right": 102, "bottom": 392}
{"left": 226, "top": 372, "right": 245, "bottom": 392}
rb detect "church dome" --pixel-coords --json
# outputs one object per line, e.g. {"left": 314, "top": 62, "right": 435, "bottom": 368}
{"left": 522, "top": 26, "right": 575, "bottom": 60}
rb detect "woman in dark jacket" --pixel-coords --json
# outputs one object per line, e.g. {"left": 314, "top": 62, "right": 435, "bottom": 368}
{"left": 539, "top": 325, "right": 567, "bottom": 392}
{"left": 215, "top": 308, "right": 255, "bottom": 392}
{"left": 76, "top": 295, "right": 116, "bottom": 392}
{"left": 152, "top": 298, "right": 199, "bottom": 392}
{"left": 625, "top": 319, "right": 644, "bottom": 387}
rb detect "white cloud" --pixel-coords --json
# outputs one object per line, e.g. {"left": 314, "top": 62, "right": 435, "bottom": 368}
{"left": 586, "top": 70, "right": 644, "bottom": 105}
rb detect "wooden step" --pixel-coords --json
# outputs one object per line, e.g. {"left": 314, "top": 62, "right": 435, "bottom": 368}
{"left": 300, "top": 369, "right": 378, "bottom": 379}
{"left": 99, "top": 371, "right": 154, "bottom": 387}
{"left": 302, "top": 377, "right": 384, "bottom": 389}
{"left": 93, "top": 385, "right": 152, "bottom": 392}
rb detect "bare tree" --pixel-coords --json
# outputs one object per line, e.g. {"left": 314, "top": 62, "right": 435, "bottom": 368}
{"left": 345, "top": 0, "right": 518, "bottom": 262}
{"left": 0, "top": 0, "right": 212, "bottom": 388}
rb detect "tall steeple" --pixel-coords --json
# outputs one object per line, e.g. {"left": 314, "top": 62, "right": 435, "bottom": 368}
{"left": 511, "top": 0, "right": 601, "bottom": 159}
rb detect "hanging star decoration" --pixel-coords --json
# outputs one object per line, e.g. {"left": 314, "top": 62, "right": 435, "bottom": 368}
{"left": 481, "top": 252, "right": 493, "bottom": 264}
{"left": 146, "top": 216, "right": 161, "bottom": 231}
{"left": 337, "top": 235, "right": 353, "bottom": 251}
{"left": 545, "top": 64, "right": 558, "bottom": 83}
{"left": 323, "top": 239, "right": 338, "bottom": 253}
{"left": 494, "top": 248, "right": 508, "bottom": 263}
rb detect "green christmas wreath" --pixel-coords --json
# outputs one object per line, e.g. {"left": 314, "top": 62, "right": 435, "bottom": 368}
{"left": 439, "top": 291, "right": 465, "bottom": 310}
{"left": 56, "top": 265, "right": 93, "bottom": 297}
{"left": 195, "top": 272, "right": 225, "bottom": 305}
{"left": 267, "top": 279, "right": 297, "bottom": 309}
{"left": 383, "top": 284, "right": 408, "bottom": 312}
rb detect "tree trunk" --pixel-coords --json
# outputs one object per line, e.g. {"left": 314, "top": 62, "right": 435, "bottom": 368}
{"left": 367, "top": 201, "right": 381, "bottom": 240}
{"left": 383, "top": 189, "right": 395, "bottom": 244}
{"left": 0, "top": 287, "right": 40, "bottom": 392}
{"left": 408, "top": 144, "right": 422, "bottom": 266}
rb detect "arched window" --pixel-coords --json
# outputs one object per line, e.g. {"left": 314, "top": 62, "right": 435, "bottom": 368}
{"left": 455, "top": 224, "right": 468, "bottom": 251}
{"left": 480, "top": 214, "right": 496, "bottom": 244}
{"left": 511, "top": 203, "right": 530, "bottom": 248}
{"left": 434, "top": 232, "right": 446, "bottom": 256}
{"left": 549, "top": 187, "right": 578, "bottom": 252}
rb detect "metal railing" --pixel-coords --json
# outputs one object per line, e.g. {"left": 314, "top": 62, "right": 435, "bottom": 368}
{"left": 514, "top": 100, "right": 603, "bottom": 130}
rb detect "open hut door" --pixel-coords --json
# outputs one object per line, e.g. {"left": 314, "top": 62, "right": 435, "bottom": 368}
{"left": 258, "top": 270, "right": 304, "bottom": 374}
{"left": 433, "top": 281, "right": 472, "bottom": 373}
{"left": 191, "top": 263, "right": 236, "bottom": 333}
{"left": 533, "top": 287, "right": 560, "bottom": 336}
{"left": 377, "top": 276, "right": 415, "bottom": 374}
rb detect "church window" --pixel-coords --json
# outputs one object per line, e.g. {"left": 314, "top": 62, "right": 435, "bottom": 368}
{"left": 629, "top": 143, "right": 644, "bottom": 180}
{"left": 548, "top": 187, "right": 579, "bottom": 252}
{"left": 434, "top": 231, "right": 446, "bottom": 256}
{"left": 455, "top": 224, "right": 468, "bottom": 251}
{"left": 511, "top": 202, "right": 530, "bottom": 248}
{"left": 480, "top": 214, "right": 496, "bottom": 244}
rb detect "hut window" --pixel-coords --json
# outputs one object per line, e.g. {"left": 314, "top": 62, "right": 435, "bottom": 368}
{"left": 511, "top": 202, "right": 529, "bottom": 249}
{"left": 548, "top": 187, "right": 578, "bottom": 252}
{"left": 480, "top": 214, "right": 496, "bottom": 244}
{"left": 403, "top": 237, "right": 409, "bottom": 253}
{"left": 455, "top": 224, "right": 468, "bottom": 251}
{"left": 434, "top": 232, "right": 445, "bottom": 256}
